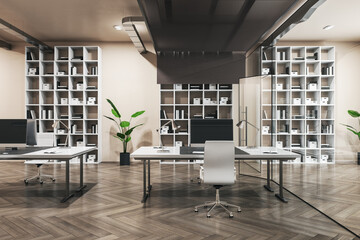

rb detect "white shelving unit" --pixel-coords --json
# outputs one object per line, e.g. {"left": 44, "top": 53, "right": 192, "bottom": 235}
{"left": 25, "top": 46, "right": 102, "bottom": 163}
{"left": 160, "top": 84, "right": 233, "bottom": 149}
{"left": 261, "top": 46, "right": 335, "bottom": 164}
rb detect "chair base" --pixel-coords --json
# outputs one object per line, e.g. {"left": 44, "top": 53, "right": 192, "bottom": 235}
{"left": 194, "top": 188, "right": 241, "bottom": 218}
{"left": 24, "top": 165, "right": 55, "bottom": 184}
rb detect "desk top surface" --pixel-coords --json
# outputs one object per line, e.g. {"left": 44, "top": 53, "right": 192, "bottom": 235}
{"left": 0, "top": 147, "right": 96, "bottom": 160}
{"left": 131, "top": 146, "right": 299, "bottom": 160}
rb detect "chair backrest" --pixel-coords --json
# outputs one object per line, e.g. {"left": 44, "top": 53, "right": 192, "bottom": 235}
{"left": 203, "top": 141, "right": 235, "bottom": 185}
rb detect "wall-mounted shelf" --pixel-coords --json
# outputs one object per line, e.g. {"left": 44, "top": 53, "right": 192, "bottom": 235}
{"left": 261, "top": 46, "right": 335, "bottom": 164}
{"left": 25, "top": 46, "right": 102, "bottom": 164}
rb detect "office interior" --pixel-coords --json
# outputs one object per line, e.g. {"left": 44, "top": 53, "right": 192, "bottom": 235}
{"left": 0, "top": 0, "right": 359, "bottom": 239}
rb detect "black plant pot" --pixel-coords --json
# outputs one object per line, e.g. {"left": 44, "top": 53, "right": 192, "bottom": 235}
{"left": 358, "top": 152, "right": 360, "bottom": 165}
{"left": 120, "top": 152, "right": 130, "bottom": 166}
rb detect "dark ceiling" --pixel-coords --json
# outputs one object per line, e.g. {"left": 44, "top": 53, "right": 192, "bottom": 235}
{"left": 138, "top": 0, "right": 299, "bottom": 53}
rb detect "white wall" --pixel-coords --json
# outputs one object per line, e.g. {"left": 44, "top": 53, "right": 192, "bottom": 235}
{"left": 278, "top": 41, "right": 360, "bottom": 161}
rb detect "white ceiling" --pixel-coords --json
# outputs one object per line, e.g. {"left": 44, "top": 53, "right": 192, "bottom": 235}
{"left": 0, "top": 0, "right": 358, "bottom": 44}
{"left": 281, "top": 0, "right": 360, "bottom": 42}
{"left": 0, "top": 0, "right": 151, "bottom": 43}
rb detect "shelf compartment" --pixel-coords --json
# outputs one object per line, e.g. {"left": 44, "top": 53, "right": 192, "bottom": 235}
{"left": 84, "top": 47, "right": 98, "bottom": 61}
{"left": 160, "top": 106, "right": 173, "bottom": 119}
{"left": 26, "top": 91, "right": 39, "bottom": 104}
{"left": 55, "top": 62, "right": 68, "bottom": 75}
{"left": 85, "top": 120, "right": 98, "bottom": 134}
{"left": 85, "top": 106, "right": 98, "bottom": 119}
{"left": 70, "top": 47, "right": 84, "bottom": 61}
{"left": 26, "top": 76, "right": 40, "bottom": 90}
{"left": 40, "top": 120, "right": 55, "bottom": 133}
{"left": 55, "top": 47, "right": 69, "bottom": 60}
{"left": 70, "top": 120, "right": 84, "bottom": 134}
{"left": 175, "top": 91, "right": 188, "bottom": 104}
{"left": 41, "top": 62, "right": 54, "bottom": 75}
{"left": 175, "top": 135, "right": 188, "bottom": 147}
{"left": 85, "top": 62, "right": 98, "bottom": 75}
{"left": 161, "top": 91, "right": 174, "bottom": 104}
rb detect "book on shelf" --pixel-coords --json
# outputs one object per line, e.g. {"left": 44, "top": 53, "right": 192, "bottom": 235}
{"left": 87, "top": 86, "right": 97, "bottom": 89}
{"left": 293, "top": 57, "right": 304, "bottom": 60}
{"left": 160, "top": 110, "right": 168, "bottom": 119}
{"left": 262, "top": 51, "right": 267, "bottom": 60}
{"left": 60, "top": 115, "right": 69, "bottom": 119}
{"left": 87, "top": 143, "right": 96, "bottom": 146}
{"left": 59, "top": 56, "right": 68, "bottom": 60}
{"left": 27, "top": 110, "right": 36, "bottom": 119}
{"left": 72, "top": 56, "right": 83, "bottom": 60}
{"left": 263, "top": 110, "right": 268, "bottom": 119}
{"left": 193, "top": 114, "right": 202, "bottom": 118}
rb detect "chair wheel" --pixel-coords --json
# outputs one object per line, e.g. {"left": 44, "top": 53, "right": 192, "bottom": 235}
{"left": 52, "top": 179, "right": 56, "bottom": 182}
{"left": 40, "top": 181, "right": 44, "bottom": 184}
{"left": 206, "top": 215, "right": 211, "bottom": 218}
{"left": 24, "top": 180, "right": 28, "bottom": 185}
{"left": 229, "top": 215, "right": 234, "bottom": 218}
{"left": 194, "top": 208, "right": 198, "bottom": 212}
{"left": 237, "top": 209, "right": 241, "bottom": 212}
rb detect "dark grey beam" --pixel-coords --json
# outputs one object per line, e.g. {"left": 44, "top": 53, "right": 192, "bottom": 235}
{"left": 0, "top": 39, "right": 11, "bottom": 50}
{"left": 0, "top": 18, "right": 52, "bottom": 52}
{"left": 222, "top": 0, "right": 255, "bottom": 50}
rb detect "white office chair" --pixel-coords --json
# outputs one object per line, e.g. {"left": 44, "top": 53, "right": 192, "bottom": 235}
{"left": 194, "top": 141, "right": 241, "bottom": 218}
{"left": 24, "top": 133, "right": 55, "bottom": 184}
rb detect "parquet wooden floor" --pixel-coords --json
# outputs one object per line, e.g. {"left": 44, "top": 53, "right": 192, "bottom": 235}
{"left": 0, "top": 161, "right": 357, "bottom": 240}
{"left": 252, "top": 162, "right": 360, "bottom": 238}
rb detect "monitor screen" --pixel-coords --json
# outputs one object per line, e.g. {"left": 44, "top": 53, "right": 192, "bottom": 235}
{"left": 0, "top": 119, "right": 28, "bottom": 144}
{"left": 190, "top": 119, "right": 233, "bottom": 144}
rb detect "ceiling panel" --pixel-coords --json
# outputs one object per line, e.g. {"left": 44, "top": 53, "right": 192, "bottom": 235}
{"left": 0, "top": 0, "right": 151, "bottom": 42}
{"left": 138, "top": 0, "right": 300, "bottom": 52}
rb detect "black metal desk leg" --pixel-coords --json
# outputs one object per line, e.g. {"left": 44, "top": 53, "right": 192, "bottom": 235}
{"left": 141, "top": 160, "right": 149, "bottom": 203}
{"left": 61, "top": 160, "right": 74, "bottom": 203}
{"left": 77, "top": 155, "right": 87, "bottom": 192}
{"left": 275, "top": 160, "right": 288, "bottom": 203}
{"left": 147, "top": 159, "right": 152, "bottom": 192}
{"left": 264, "top": 159, "right": 274, "bottom": 192}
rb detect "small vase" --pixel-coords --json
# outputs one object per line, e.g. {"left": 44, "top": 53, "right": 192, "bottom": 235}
{"left": 120, "top": 152, "right": 130, "bottom": 166}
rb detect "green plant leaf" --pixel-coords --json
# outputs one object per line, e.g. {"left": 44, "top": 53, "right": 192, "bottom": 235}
{"left": 106, "top": 99, "right": 121, "bottom": 118}
{"left": 125, "top": 137, "right": 132, "bottom": 142}
{"left": 120, "top": 121, "right": 130, "bottom": 128}
{"left": 340, "top": 123, "right": 356, "bottom": 131}
{"left": 104, "top": 115, "right": 117, "bottom": 123}
{"left": 113, "top": 135, "right": 124, "bottom": 141}
{"left": 117, "top": 133, "right": 125, "bottom": 139}
{"left": 111, "top": 109, "right": 120, "bottom": 118}
{"left": 348, "top": 110, "right": 360, "bottom": 118}
{"left": 125, "top": 124, "right": 144, "bottom": 135}
{"left": 131, "top": 110, "right": 145, "bottom": 118}
{"left": 125, "top": 129, "right": 133, "bottom": 136}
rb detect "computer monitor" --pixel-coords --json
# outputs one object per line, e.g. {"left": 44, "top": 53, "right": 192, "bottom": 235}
{"left": 0, "top": 119, "right": 37, "bottom": 148}
{"left": 190, "top": 119, "right": 233, "bottom": 146}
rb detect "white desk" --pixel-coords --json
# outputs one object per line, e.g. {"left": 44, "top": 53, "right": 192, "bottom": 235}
{"left": 0, "top": 146, "right": 96, "bottom": 202}
{"left": 131, "top": 146, "right": 300, "bottom": 203}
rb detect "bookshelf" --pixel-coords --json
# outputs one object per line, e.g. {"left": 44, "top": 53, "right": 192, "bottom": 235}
{"left": 261, "top": 46, "right": 335, "bottom": 164}
{"left": 25, "top": 46, "right": 102, "bottom": 164}
{"left": 159, "top": 84, "right": 233, "bottom": 150}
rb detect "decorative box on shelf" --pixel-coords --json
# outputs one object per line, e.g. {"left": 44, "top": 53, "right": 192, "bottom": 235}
{"left": 293, "top": 98, "right": 301, "bottom": 104}
{"left": 193, "top": 98, "right": 201, "bottom": 104}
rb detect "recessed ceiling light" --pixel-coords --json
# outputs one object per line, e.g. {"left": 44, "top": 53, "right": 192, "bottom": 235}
{"left": 113, "top": 25, "right": 122, "bottom": 31}
{"left": 323, "top": 25, "right": 334, "bottom": 30}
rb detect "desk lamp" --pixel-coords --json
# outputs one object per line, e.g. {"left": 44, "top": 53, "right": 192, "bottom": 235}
{"left": 155, "top": 119, "right": 181, "bottom": 152}
{"left": 236, "top": 120, "right": 259, "bottom": 147}
{"left": 52, "top": 120, "right": 70, "bottom": 147}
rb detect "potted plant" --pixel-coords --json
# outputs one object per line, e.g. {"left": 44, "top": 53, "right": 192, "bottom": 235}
{"left": 104, "top": 99, "right": 145, "bottom": 165}
{"left": 341, "top": 110, "right": 360, "bottom": 165}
